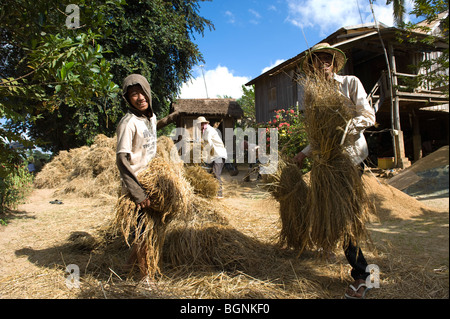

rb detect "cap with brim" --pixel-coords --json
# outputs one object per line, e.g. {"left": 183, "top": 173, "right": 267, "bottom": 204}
{"left": 196, "top": 116, "right": 209, "bottom": 123}
{"left": 300, "top": 43, "right": 347, "bottom": 74}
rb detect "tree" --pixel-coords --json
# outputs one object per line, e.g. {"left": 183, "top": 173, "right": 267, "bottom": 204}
{"left": 1, "top": 0, "right": 121, "bottom": 177}
{"left": 387, "top": 0, "right": 406, "bottom": 26}
{"left": 1, "top": 0, "right": 214, "bottom": 157}
{"left": 102, "top": 0, "right": 213, "bottom": 108}
{"left": 402, "top": 0, "right": 449, "bottom": 94}
{"left": 236, "top": 85, "right": 256, "bottom": 128}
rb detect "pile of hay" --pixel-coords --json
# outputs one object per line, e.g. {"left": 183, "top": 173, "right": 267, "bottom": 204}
{"left": 183, "top": 165, "right": 219, "bottom": 198}
{"left": 34, "top": 134, "right": 120, "bottom": 198}
{"left": 162, "top": 194, "right": 267, "bottom": 272}
{"left": 271, "top": 76, "right": 375, "bottom": 254}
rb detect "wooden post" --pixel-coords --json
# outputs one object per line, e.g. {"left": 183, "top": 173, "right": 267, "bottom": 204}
{"left": 388, "top": 44, "right": 410, "bottom": 168}
{"left": 412, "top": 110, "right": 422, "bottom": 162}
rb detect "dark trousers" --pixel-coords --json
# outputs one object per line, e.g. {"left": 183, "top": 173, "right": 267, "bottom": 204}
{"left": 212, "top": 158, "right": 224, "bottom": 197}
{"left": 344, "top": 241, "right": 369, "bottom": 280}
{"left": 344, "top": 162, "right": 369, "bottom": 281}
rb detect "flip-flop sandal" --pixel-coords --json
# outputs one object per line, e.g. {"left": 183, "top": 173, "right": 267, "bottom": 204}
{"left": 344, "top": 283, "right": 372, "bottom": 299}
{"left": 49, "top": 200, "right": 63, "bottom": 204}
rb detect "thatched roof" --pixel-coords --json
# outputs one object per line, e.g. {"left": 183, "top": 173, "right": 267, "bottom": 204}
{"left": 171, "top": 98, "right": 244, "bottom": 118}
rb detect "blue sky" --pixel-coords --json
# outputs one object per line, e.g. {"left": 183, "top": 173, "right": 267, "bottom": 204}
{"left": 179, "top": 0, "right": 417, "bottom": 99}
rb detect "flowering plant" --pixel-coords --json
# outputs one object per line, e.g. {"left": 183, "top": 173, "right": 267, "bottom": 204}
{"left": 260, "top": 107, "right": 311, "bottom": 172}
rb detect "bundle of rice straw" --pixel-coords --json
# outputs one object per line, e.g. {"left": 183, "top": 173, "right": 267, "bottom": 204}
{"left": 156, "top": 135, "right": 181, "bottom": 166}
{"left": 183, "top": 165, "right": 219, "bottom": 198}
{"left": 301, "top": 75, "right": 374, "bottom": 252}
{"left": 111, "top": 153, "right": 193, "bottom": 278}
{"left": 269, "top": 158, "right": 311, "bottom": 253}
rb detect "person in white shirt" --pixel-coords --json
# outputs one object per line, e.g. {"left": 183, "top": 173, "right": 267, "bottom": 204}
{"left": 294, "top": 43, "right": 376, "bottom": 299}
{"left": 197, "top": 116, "right": 227, "bottom": 198}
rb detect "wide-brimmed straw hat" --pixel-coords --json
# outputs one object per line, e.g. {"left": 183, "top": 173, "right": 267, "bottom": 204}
{"left": 300, "top": 43, "right": 347, "bottom": 73}
{"left": 196, "top": 116, "right": 209, "bottom": 123}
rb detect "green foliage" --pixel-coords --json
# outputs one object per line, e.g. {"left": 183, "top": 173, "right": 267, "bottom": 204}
{"left": 101, "top": 0, "right": 213, "bottom": 110}
{"left": 398, "top": 0, "right": 449, "bottom": 95}
{"left": 1, "top": 0, "right": 213, "bottom": 154}
{"left": 386, "top": 0, "right": 406, "bottom": 26}
{"left": 236, "top": 85, "right": 256, "bottom": 128}
{"left": 0, "top": 163, "right": 34, "bottom": 215}
{"left": 1, "top": 0, "right": 123, "bottom": 157}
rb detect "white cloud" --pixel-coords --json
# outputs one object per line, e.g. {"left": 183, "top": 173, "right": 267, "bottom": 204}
{"left": 249, "top": 8, "right": 262, "bottom": 25}
{"left": 286, "top": 0, "right": 415, "bottom": 36}
{"left": 249, "top": 9, "right": 261, "bottom": 19}
{"left": 261, "top": 59, "right": 286, "bottom": 74}
{"left": 179, "top": 65, "right": 250, "bottom": 99}
{"left": 225, "top": 10, "right": 235, "bottom": 24}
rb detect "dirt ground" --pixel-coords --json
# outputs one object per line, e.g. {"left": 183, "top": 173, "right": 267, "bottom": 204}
{"left": 0, "top": 161, "right": 448, "bottom": 300}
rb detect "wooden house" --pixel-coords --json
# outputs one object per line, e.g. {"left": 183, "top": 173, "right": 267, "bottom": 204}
{"left": 246, "top": 21, "right": 448, "bottom": 168}
{"left": 156, "top": 98, "right": 243, "bottom": 163}
{"left": 167, "top": 98, "right": 244, "bottom": 140}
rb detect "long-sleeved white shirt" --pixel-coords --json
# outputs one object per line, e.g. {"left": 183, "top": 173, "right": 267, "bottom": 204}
{"left": 301, "top": 73, "right": 376, "bottom": 165}
{"left": 202, "top": 124, "right": 227, "bottom": 163}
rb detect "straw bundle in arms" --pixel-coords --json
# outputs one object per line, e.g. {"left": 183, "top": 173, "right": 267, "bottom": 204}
{"left": 111, "top": 156, "right": 193, "bottom": 277}
{"left": 270, "top": 158, "right": 311, "bottom": 253}
{"left": 301, "top": 76, "right": 373, "bottom": 252}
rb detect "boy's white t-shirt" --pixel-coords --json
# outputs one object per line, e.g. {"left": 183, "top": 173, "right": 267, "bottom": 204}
{"left": 116, "top": 112, "right": 157, "bottom": 176}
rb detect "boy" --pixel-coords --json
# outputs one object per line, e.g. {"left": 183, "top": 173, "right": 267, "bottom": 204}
{"left": 116, "top": 74, "right": 157, "bottom": 276}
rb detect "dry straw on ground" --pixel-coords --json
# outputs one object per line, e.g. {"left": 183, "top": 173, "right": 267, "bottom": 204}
{"left": 16, "top": 131, "right": 446, "bottom": 299}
